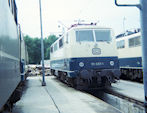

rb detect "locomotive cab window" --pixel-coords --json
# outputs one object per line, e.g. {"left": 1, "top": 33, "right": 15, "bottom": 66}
{"left": 129, "top": 36, "right": 141, "bottom": 47}
{"left": 76, "top": 30, "right": 94, "bottom": 42}
{"left": 117, "top": 40, "right": 125, "bottom": 49}
{"left": 95, "top": 30, "right": 111, "bottom": 41}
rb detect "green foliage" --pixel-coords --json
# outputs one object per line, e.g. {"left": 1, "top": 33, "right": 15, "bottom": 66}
{"left": 44, "top": 35, "right": 57, "bottom": 59}
{"left": 24, "top": 35, "right": 57, "bottom": 64}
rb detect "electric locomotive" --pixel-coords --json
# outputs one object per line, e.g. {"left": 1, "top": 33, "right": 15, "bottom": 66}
{"left": 0, "top": 0, "right": 28, "bottom": 111}
{"left": 116, "top": 29, "right": 143, "bottom": 81}
{"left": 50, "top": 23, "right": 120, "bottom": 89}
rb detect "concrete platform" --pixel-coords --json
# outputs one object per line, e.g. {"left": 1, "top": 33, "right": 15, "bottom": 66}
{"left": 12, "top": 76, "right": 122, "bottom": 113}
{"left": 111, "top": 80, "right": 144, "bottom": 102}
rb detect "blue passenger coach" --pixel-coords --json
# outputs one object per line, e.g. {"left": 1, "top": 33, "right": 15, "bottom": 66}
{"left": 0, "top": 0, "right": 28, "bottom": 111}
{"left": 50, "top": 23, "right": 120, "bottom": 89}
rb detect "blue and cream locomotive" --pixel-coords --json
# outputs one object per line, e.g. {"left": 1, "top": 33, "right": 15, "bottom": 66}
{"left": 116, "top": 29, "right": 142, "bottom": 81}
{"left": 50, "top": 23, "right": 120, "bottom": 89}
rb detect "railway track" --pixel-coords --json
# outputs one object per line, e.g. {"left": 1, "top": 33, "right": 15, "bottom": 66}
{"left": 52, "top": 71, "right": 145, "bottom": 112}
{"left": 85, "top": 86, "right": 145, "bottom": 113}
{"left": 18, "top": 67, "right": 146, "bottom": 113}
{"left": 104, "top": 87, "right": 144, "bottom": 107}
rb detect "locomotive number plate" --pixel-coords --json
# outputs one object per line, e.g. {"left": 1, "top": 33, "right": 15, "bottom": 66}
{"left": 92, "top": 48, "right": 101, "bottom": 55}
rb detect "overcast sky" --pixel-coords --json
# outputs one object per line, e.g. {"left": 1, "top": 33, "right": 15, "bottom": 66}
{"left": 15, "top": 0, "right": 140, "bottom": 38}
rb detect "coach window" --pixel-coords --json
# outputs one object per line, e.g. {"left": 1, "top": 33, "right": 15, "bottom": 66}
{"left": 117, "top": 40, "right": 125, "bottom": 49}
{"left": 59, "top": 38, "right": 63, "bottom": 48}
{"left": 13, "top": 0, "right": 18, "bottom": 24}
{"left": 54, "top": 43, "right": 57, "bottom": 51}
{"left": 8, "top": 0, "right": 10, "bottom": 7}
{"left": 76, "top": 30, "right": 94, "bottom": 42}
{"left": 11, "top": 0, "right": 14, "bottom": 14}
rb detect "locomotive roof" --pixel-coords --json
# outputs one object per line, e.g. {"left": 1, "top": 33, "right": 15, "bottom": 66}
{"left": 116, "top": 29, "right": 141, "bottom": 39}
{"left": 50, "top": 24, "right": 112, "bottom": 47}
{"left": 69, "top": 25, "right": 111, "bottom": 31}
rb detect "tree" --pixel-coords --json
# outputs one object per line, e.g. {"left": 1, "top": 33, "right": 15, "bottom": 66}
{"left": 24, "top": 35, "right": 57, "bottom": 64}
{"left": 44, "top": 35, "right": 57, "bottom": 59}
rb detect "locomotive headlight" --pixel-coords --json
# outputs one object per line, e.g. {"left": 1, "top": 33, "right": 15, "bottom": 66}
{"left": 110, "top": 61, "right": 114, "bottom": 66}
{"left": 79, "top": 62, "right": 84, "bottom": 67}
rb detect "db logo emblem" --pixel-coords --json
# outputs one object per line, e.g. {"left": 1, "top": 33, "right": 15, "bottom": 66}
{"left": 92, "top": 48, "right": 101, "bottom": 55}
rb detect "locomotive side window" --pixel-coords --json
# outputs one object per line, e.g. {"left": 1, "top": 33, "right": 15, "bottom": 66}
{"left": 95, "top": 30, "right": 111, "bottom": 41}
{"left": 117, "top": 40, "right": 125, "bottom": 49}
{"left": 135, "top": 36, "right": 141, "bottom": 46}
{"left": 59, "top": 38, "right": 63, "bottom": 48}
{"left": 54, "top": 43, "right": 58, "bottom": 51}
{"left": 129, "top": 36, "right": 141, "bottom": 47}
{"left": 50, "top": 47, "right": 53, "bottom": 53}
{"left": 76, "top": 30, "right": 94, "bottom": 42}
{"left": 66, "top": 33, "right": 68, "bottom": 43}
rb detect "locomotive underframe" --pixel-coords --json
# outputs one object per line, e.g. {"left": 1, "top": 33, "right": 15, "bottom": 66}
{"left": 120, "top": 68, "right": 143, "bottom": 82}
{"left": 51, "top": 68, "right": 120, "bottom": 89}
